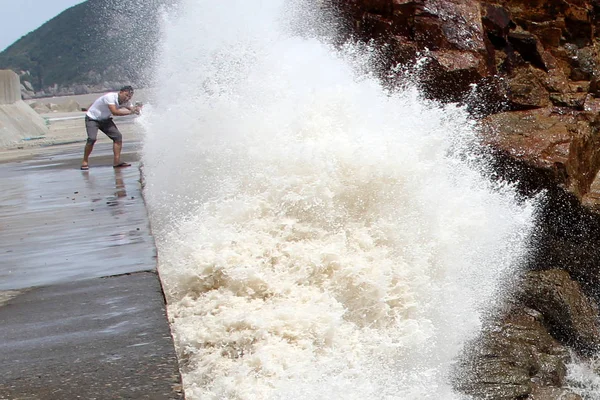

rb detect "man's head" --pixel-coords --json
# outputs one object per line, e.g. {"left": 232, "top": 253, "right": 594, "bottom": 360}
{"left": 118, "top": 86, "right": 134, "bottom": 103}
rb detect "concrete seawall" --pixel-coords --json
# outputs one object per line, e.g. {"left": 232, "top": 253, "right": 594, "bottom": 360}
{"left": 0, "top": 70, "right": 47, "bottom": 146}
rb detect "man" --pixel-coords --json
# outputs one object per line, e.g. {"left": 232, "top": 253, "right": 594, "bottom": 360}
{"left": 80, "top": 86, "right": 141, "bottom": 170}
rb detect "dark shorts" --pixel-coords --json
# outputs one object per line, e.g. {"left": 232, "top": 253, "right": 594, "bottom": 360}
{"left": 85, "top": 116, "right": 123, "bottom": 144}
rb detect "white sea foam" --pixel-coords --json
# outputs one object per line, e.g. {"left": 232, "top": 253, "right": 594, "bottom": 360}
{"left": 567, "top": 354, "right": 600, "bottom": 399}
{"left": 141, "top": 1, "right": 536, "bottom": 398}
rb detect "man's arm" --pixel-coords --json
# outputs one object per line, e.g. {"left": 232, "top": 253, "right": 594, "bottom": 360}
{"left": 108, "top": 103, "right": 140, "bottom": 116}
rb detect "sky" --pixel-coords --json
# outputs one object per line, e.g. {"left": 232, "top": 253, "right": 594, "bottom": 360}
{"left": 0, "top": 0, "right": 86, "bottom": 51}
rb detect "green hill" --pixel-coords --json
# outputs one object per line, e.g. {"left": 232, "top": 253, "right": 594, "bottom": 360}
{"left": 0, "top": 0, "right": 171, "bottom": 94}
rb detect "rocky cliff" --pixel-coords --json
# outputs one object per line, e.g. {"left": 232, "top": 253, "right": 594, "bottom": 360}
{"left": 328, "top": 0, "right": 600, "bottom": 398}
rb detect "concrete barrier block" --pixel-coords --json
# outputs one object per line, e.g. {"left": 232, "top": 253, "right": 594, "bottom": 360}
{"left": 0, "top": 70, "right": 48, "bottom": 146}
{"left": 0, "top": 70, "right": 21, "bottom": 105}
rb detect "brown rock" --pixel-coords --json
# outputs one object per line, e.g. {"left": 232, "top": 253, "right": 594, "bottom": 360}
{"left": 569, "top": 81, "right": 591, "bottom": 93}
{"left": 417, "top": 0, "right": 486, "bottom": 52}
{"left": 507, "top": 30, "right": 549, "bottom": 71}
{"left": 537, "top": 67, "right": 570, "bottom": 94}
{"left": 419, "top": 49, "right": 490, "bottom": 102}
{"left": 362, "top": 0, "right": 391, "bottom": 13}
{"left": 390, "top": 0, "right": 419, "bottom": 36}
{"left": 505, "top": 64, "right": 550, "bottom": 108}
{"left": 482, "top": 108, "right": 600, "bottom": 197}
{"left": 361, "top": 12, "right": 394, "bottom": 37}
{"left": 389, "top": 35, "right": 419, "bottom": 63}
{"left": 549, "top": 46, "right": 576, "bottom": 80}
{"left": 582, "top": 170, "right": 600, "bottom": 211}
{"left": 583, "top": 94, "right": 600, "bottom": 112}
{"left": 566, "top": 115, "right": 600, "bottom": 197}
{"left": 549, "top": 92, "right": 587, "bottom": 109}
{"left": 564, "top": 4, "right": 593, "bottom": 46}
{"left": 483, "top": 108, "right": 574, "bottom": 173}
{"left": 570, "top": 46, "right": 599, "bottom": 81}
{"left": 481, "top": 3, "right": 514, "bottom": 44}
{"left": 454, "top": 304, "right": 571, "bottom": 399}
{"left": 589, "top": 78, "right": 600, "bottom": 96}
{"left": 527, "top": 21, "right": 564, "bottom": 48}
{"left": 529, "top": 387, "right": 582, "bottom": 400}
{"left": 518, "top": 269, "right": 600, "bottom": 354}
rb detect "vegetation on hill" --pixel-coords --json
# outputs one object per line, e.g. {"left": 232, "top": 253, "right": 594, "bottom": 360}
{"left": 0, "top": 0, "right": 170, "bottom": 92}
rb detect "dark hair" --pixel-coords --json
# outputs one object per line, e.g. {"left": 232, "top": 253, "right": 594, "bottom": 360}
{"left": 120, "top": 85, "right": 134, "bottom": 93}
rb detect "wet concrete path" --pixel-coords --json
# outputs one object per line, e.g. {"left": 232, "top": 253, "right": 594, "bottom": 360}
{"left": 0, "top": 142, "right": 184, "bottom": 399}
{"left": 0, "top": 142, "right": 154, "bottom": 290}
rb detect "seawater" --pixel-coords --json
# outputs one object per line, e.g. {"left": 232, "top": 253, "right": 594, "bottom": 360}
{"left": 140, "top": 1, "right": 536, "bottom": 398}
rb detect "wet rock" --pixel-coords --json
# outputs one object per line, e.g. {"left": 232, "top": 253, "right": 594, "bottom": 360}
{"left": 482, "top": 108, "right": 572, "bottom": 174}
{"left": 527, "top": 21, "right": 564, "bottom": 48}
{"left": 505, "top": 64, "right": 550, "bottom": 108}
{"left": 482, "top": 108, "right": 600, "bottom": 198}
{"left": 564, "top": 4, "right": 593, "bottom": 47}
{"left": 507, "top": 30, "right": 548, "bottom": 71}
{"left": 454, "top": 304, "right": 571, "bottom": 399}
{"left": 570, "top": 81, "right": 591, "bottom": 93}
{"left": 517, "top": 270, "right": 600, "bottom": 355}
{"left": 538, "top": 67, "right": 571, "bottom": 94}
{"left": 335, "top": 0, "right": 493, "bottom": 102}
{"left": 481, "top": 3, "right": 514, "bottom": 46}
{"left": 583, "top": 94, "right": 600, "bottom": 113}
{"left": 569, "top": 46, "right": 599, "bottom": 81}
{"left": 415, "top": 0, "right": 487, "bottom": 53}
{"left": 549, "top": 92, "right": 587, "bottom": 109}
{"left": 529, "top": 387, "right": 582, "bottom": 400}
{"left": 420, "top": 49, "right": 490, "bottom": 102}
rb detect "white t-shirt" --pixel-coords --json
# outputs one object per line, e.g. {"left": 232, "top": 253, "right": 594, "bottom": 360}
{"left": 86, "top": 92, "right": 130, "bottom": 120}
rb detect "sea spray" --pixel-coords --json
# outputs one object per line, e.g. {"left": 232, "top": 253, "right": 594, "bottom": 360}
{"left": 567, "top": 354, "right": 600, "bottom": 399}
{"left": 141, "top": 0, "right": 536, "bottom": 398}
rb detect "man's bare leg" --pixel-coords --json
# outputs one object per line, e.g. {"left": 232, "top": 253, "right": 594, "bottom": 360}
{"left": 112, "top": 141, "right": 131, "bottom": 167}
{"left": 81, "top": 142, "right": 94, "bottom": 169}
{"left": 113, "top": 140, "right": 122, "bottom": 166}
